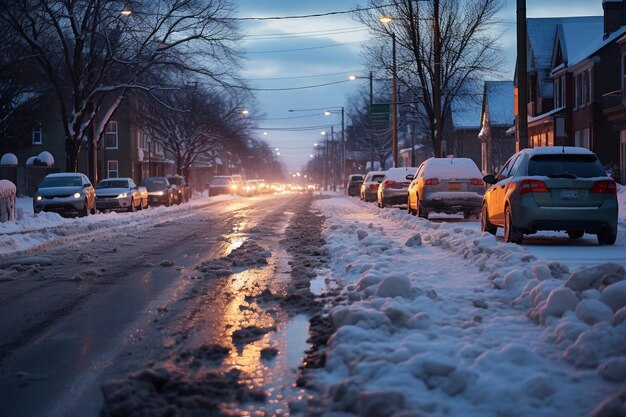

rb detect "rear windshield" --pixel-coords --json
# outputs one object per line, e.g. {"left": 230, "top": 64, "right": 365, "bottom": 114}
{"left": 349, "top": 176, "right": 363, "bottom": 182}
{"left": 143, "top": 178, "right": 169, "bottom": 191}
{"left": 97, "top": 180, "right": 128, "bottom": 189}
{"left": 211, "top": 177, "right": 231, "bottom": 185}
{"left": 371, "top": 175, "right": 385, "bottom": 182}
{"left": 40, "top": 176, "right": 82, "bottom": 187}
{"left": 167, "top": 177, "right": 183, "bottom": 186}
{"left": 528, "top": 154, "right": 605, "bottom": 178}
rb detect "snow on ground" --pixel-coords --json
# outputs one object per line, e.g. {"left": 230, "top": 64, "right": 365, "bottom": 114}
{"left": 0, "top": 192, "right": 235, "bottom": 256}
{"left": 310, "top": 195, "right": 626, "bottom": 417}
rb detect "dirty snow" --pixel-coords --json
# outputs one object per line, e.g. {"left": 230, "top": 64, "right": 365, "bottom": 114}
{"left": 308, "top": 193, "right": 626, "bottom": 417}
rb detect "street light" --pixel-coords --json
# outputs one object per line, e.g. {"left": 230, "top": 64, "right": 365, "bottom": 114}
{"left": 323, "top": 107, "right": 345, "bottom": 183}
{"left": 349, "top": 72, "right": 375, "bottom": 169}
{"left": 380, "top": 15, "right": 398, "bottom": 168}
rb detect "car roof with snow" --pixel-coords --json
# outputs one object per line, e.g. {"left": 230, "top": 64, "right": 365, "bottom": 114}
{"left": 383, "top": 167, "right": 418, "bottom": 180}
{"left": 522, "top": 146, "right": 595, "bottom": 157}
{"left": 45, "top": 172, "right": 84, "bottom": 178}
{"left": 421, "top": 157, "right": 482, "bottom": 178}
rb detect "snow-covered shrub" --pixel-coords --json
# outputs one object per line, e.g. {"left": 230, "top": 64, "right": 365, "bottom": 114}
{"left": 0, "top": 179, "right": 17, "bottom": 222}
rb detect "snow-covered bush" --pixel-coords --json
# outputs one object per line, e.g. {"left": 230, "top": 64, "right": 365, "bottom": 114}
{"left": 0, "top": 153, "right": 18, "bottom": 166}
{"left": 0, "top": 180, "right": 17, "bottom": 222}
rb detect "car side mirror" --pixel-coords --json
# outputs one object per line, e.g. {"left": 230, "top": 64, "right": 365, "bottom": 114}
{"left": 84, "top": 183, "right": 91, "bottom": 188}
{"left": 483, "top": 174, "right": 496, "bottom": 185}
{"left": 405, "top": 174, "right": 414, "bottom": 181}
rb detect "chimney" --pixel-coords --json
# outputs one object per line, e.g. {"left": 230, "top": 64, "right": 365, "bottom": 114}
{"left": 603, "top": 0, "right": 625, "bottom": 38}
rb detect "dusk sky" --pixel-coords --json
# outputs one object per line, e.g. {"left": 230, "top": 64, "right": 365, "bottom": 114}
{"left": 237, "top": 0, "right": 603, "bottom": 172}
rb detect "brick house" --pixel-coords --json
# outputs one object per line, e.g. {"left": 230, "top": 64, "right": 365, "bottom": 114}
{"left": 478, "top": 81, "right": 516, "bottom": 174}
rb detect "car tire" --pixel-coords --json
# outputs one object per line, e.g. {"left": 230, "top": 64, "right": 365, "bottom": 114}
{"left": 597, "top": 229, "right": 617, "bottom": 245}
{"left": 416, "top": 198, "right": 427, "bottom": 219}
{"left": 567, "top": 230, "right": 584, "bottom": 239}
{"left": 81, "top": 200, "right": 90, "bottom": 217}
{"left": 481, "top": 204, "right": 497, "bottom": 235}
{"left": 407, "top": 196, "right": 415, "bottom": 215}
{"left": 165, "top": 195, "right": 172, "bottom": 207}
{"left": 504, "top": 205, "right": 523, "bottom": 244}
{"left": 129, "top": 198, "right": 137, "bottom": 212}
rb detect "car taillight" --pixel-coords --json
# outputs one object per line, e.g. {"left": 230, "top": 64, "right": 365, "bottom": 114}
{"left": 424, "top": 178, "right": 439, "bottom": 186}
{"left": 518, "top": 179, "right": 549, "bottom": 195}
{"left": 590, "top": 179, "right": 617, "bottom": 196}
{"left": 470, "top": 178, "right": 485, "bottom": 186}
{"left": 369, "top": 184, "right": 378, "bottom": 190}
{"left": 383, "top": 180, "right": 395, "bottom": 187}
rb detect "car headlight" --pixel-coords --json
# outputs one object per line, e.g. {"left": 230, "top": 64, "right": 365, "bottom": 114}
{"left": 155, "top": 191, "right": 164, "bottom": 196}
{"left": 73, "top": 192, "right": 82, "bottom": 199}
{"left": 35, "top": 195, "right": 42, "bottom": 201}
{"left": 230, "top": 184, "right": 238, "bottom": 190}
{"left": 117, "top": 192, "right": 128, "bottom": 199}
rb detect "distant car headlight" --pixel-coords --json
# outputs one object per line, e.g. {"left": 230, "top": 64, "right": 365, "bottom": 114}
{"left": 230, "top": 184, "right": 238, "bottom": 190}
{"left": 155, "top": 191, "right": 164, "bottom": 196}
{"left": 73, "top": 192, "right": 82, "bottom": 199}
{"left": 117, "top": 192, "right": 128, "bottom": 199}
{"left": 35, "top": 195, "right": 42, "bottom": 201}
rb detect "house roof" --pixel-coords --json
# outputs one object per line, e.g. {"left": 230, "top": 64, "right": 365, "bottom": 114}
{"left": 485, "top": 81, "right": 514, "bottom": 126}
{"left": 451, "top": 98, "right": 482, "bottom": 130}
{"left": 556, "top": 19, "right": 604, "bottom": 65}
{"left": 527, "top": 17, "right": 602, "bottom": 97}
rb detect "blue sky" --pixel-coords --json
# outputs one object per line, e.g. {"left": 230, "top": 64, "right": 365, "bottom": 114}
{"left": 237, "top": 0, "right": 603, "bottom": 172}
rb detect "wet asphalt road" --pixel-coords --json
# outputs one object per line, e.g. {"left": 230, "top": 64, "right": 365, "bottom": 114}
{"left": 0, "top": 193, "right": 317, "bottom": 417}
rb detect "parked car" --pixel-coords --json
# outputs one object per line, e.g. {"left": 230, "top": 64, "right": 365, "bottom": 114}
{"left": 360, "top": 171, "right": 387, "bottom": 202}
{"left": 208, "top": 176, "right": 235, "bottom": 196}
{"left": 95, "top": 177, "right": 144, "bottom": 212}
{"left": 230, "top": 174, "right": 245, "bottom": 195}
{"left": 242, "top": 180, "right": 259, "bottom": 196}
{"left": 33, "top": 172, "right": 96, "bottom": 217}
{"left": 166, "top": 175, "right": 192, "bottom": 204}
{"left": 407, "top": 158, "right": 485, "bottom": 219}
{"left": 377, "top": 167, "right": 417, "bottom": 208}
{"left": 346, "top": 174, "right": 364, "bottom": 197}
{"left": 141, "top": 176, "right": 175, "bottom": 206}
{"left": 481, "top": 146, "right": 618, "bottom": 245}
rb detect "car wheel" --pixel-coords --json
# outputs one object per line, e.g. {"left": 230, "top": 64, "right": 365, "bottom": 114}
{"left": 380, "top": 198, "right": 386, "bottom": 208}
{"left": 481, "top": 204, "right": 497, "bottom": 235}
{"left": 416, "top": 198, "right": 427, "bottom": 219}
{"left": 567, "top": 230, "right": 584, "bottom": 239}
{"left": 166, "top": 195, "right": 172, "bottom": 207}
{"left": 597, "top": 228, "right": 617, "bottom": 245}
{"left": 81, "top": 200, "right": 90, "bottom": 217}
{"left": 129, "top": 198, "right": 137, "bottom": 212}
{"left": 503, "top": 205, "right": 523, "bottom": 244}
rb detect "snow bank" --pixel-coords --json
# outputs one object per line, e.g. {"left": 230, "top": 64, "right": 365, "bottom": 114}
{"left": 0, "top": 153, "right": 18, "bottom": 166}
{"left": 0, "top": 180, "right": 17, "bottom": 222}
{"left": 311, "top": 196, "right": 626, "bottom": 416}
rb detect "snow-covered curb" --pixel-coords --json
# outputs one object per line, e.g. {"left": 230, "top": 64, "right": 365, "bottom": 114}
{"left": 309, "top": 197, "right": 626, "bottom": 417}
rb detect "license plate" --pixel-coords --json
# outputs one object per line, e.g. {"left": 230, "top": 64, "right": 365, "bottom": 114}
{"left": 560, "top": 189, "right": 578, "bottom": 199}
{"left": 448, "top": 182, "right": 461, "bottom": 191}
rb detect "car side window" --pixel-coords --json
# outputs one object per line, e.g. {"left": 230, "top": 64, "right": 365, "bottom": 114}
{"left": 414, "top": 164, "right": 424, "bottom": 179}
{"left": 496, "top": 156, "right": 517, "bottom": 181}
{"left": 508, "top": 154, "right": 525, "bottom": 178}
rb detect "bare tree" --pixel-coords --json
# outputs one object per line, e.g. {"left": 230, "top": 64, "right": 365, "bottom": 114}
{"left": 136, "top": 83, "right": 251, "bottom": 183}
{"left": 1, "top": 0, "right": 242, "bottom": 176}
{"left": 355, "top": 0, "right": 504, "bottom": 157}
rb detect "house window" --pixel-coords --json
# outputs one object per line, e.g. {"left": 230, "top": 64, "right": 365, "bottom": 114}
{"left": 105, "top": 120, "right": 118, "bottom": 149}
{"left": 575, "top": 128, "right": 590, "bottom": 149}
{"left": 622, "top": 54, "right": 626, "bottom": 104}
{"left": 32, "top": 124, "right": 43, "bottom": 145}
{"left": 582, "top": 70, "right": 591, "bottom": 105}
{"left": 554, "top": 75, "right": 566, "bottom": 108}
{"left": 575, "top": 70, "right": 592, "bottom": 108}
{"left": 107, "top": 160, "right": 119, "bottom": 178}
{"left": 620, "top": 130, "right": 626, "bottom": 184}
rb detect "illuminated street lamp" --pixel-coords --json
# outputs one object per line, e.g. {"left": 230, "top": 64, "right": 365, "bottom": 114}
{"left": 121, "top": 8, "right": 132, "bottom": 16}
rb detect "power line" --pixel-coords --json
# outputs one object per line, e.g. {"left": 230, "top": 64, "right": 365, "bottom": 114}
{"left": 247, "top": 41, "right": 362, "bottom": 54}
{"left": 252, "top": 124, "right": 340, "bottom": 131}
{"left": 244, "top": 27, "right": 367, "bottom": 39}
{"left": 233, "top": 80, "right": 351, "bottom": 91}
{"left": 246, "top": 70, "right": 360, "bottom": 81}
{"left": 229, "top": 3, "right": 397, "bottom": 21}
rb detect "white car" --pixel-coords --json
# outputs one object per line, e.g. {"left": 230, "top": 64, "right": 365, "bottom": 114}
{"left": 95, "top": 178, "right": 146, "bottom": 212}
{"left": 377, "top": 167, "right": 418, "bottom": 208}
{"left": 33, "top": 172, "right": 96, "bottom": 217}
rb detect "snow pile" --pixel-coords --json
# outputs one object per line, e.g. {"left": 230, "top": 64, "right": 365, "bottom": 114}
{"left": 0, "top": 179, "right": 16, "bottom": 198}
{"left": 0, "top": 153, "right": 18, "bottom": 166}
{"left": 0, "top": 180, "right": 17, "bottom": 222}
{"left": 310, "top": 196, "right": 626, "bottom": 417}
{"left": 37, "top": 151, "right": 54, "bottom": 167}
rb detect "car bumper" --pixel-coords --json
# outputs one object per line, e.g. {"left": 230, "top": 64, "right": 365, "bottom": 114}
{"left": 96, "top": 197, "right": 131, "bottom": 210}
{"left": 34, "top": 198, "right": 85, "bottom": 214}
{"left": 513, "top": 198, "right": 618, "bottom": 233}
{"left": 421, "top": 194, "right": 483, "bottom": 214}
{"left": 209, "top": 187, "right": 231, "bottom": 196}
{"left": 364, "top": 190, "right": 378, "bottom": 202}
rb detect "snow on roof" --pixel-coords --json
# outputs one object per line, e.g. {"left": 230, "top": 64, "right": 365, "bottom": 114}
{"left": 399, "top": 144, "right": 424, "bottom": 153}
{"left": 383, "top": 167, "right": 418, "bottom": 180}
{"left": 421, "top": 157, "right": 482, "bottom": 179}
{"left": 520, "top": 146, "right": 595, "bottom": 157}
{"left": 485, "top": 81, "right": 514, "bottom": 126}
{"left": 1, "top": 153, "right": 18, "bottom": 166}
{"left": 557, "top": 20, "right": 604, "bottom": 65}
{"left": 527, "top": 17, "right": 602, "bottom": 97}
{"left": 451, "top": 98, "right": 482, "bottom": 130}
{"left": 37, "top": 151, "right": 54, "bottom": 167}
{"left": 569, "top": 25, "right": 626, "bottom": 66}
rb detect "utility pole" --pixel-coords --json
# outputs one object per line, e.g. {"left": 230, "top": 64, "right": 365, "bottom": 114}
{"left": 433, "top": 0, "right": 442, "bottom": 157}
{"left": 369, "top": 71, "right": 375, "bottom": 170}
{"left": 392, "top": 32, "right": 398, "bottom": 167}
{"left": 516, "top": 0, "right": 528, "bottom": 150}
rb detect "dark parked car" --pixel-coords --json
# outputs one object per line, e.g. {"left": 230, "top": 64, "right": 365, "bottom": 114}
{"left": 33, "top": 172, "right": 95, "bottom": 217}
{"left": 407, "top": 158, "right": 485, "bottom": 218}
{"left": 167, "top": 175, "right": 192, "bottom": 204}
{"left": 209, "top": 176, "right": 235, "bottom": 196}
{"left": 346, "top": 174, "right": 364, "bottom": 197}
{"left": 481, "top": 146, "right": 618, "bottom": 245}
{"left": 141, "top": 177, "right": 175, "bottom": 207}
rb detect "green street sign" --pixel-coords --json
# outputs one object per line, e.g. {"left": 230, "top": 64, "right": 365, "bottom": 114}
{"left": 370, "top": 104, "right": 390, "bottom": 125}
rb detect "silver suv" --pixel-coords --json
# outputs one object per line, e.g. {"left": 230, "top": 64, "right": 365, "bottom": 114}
{"left": 33, "top": 172, "right": 96, "bottom": 217}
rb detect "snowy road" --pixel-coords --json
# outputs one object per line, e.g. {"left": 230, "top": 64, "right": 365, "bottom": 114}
{"left": 0, "top": 193, "right": 321, "bottom": 417}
